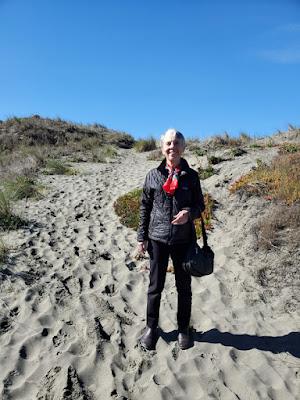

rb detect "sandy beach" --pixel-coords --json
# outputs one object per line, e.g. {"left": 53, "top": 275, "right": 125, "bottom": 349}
{"left": 0, "top": 145, "right": 299, "bottom": 400}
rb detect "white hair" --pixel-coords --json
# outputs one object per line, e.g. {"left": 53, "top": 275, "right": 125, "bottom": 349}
{"left": 160, "top": 128, "right": 186, "bottom": 148}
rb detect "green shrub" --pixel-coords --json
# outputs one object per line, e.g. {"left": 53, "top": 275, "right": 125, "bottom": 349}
{"left": 134, "top": 138, "right": 157, "bottom": 152}
{"left": 114, "top": 188, "right": 142, "bottom": 230}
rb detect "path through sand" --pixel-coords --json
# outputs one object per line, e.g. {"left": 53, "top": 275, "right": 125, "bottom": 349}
{"left": 0, "top": 148, "right": 299, "bottom": 400}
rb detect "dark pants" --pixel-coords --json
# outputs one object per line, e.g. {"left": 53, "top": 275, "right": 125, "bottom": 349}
{"left": 146, "top": 240, "right": 191, "bottom": 332}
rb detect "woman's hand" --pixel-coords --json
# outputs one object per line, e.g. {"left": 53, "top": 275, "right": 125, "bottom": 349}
{"left": 137, "top": 241, "right": 148, "bottom": 254}
{"left": 172, "top": 210, "right": 190, "bottom": 225}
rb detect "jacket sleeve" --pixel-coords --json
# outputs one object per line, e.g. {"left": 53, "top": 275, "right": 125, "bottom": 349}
{"left": 137, "top": 172, "right": 154, "bottom": 242}
{"left": 183, "top": 173, "right": 205, "bottom": 221}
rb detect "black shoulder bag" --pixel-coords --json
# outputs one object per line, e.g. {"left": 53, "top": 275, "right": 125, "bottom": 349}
{"left": 182, "top": 215, "right": 214, "bottom": 277}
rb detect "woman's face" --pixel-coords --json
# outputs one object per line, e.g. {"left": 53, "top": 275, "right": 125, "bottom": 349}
{"left": 162, "top": 133, "right": 185, "bottom": 165}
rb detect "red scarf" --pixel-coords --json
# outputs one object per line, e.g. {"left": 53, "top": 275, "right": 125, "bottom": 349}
{"left": 162, "top": 164, "right": 181, "bottom": 196}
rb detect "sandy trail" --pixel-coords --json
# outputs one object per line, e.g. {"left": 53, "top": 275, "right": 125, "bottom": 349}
{"left": 0, "top": 148, "right": 299, "bottom": 400}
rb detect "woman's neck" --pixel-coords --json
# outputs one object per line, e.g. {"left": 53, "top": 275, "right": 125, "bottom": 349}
{"left": 167, "top": 159, "right": 181, "bottom": 169}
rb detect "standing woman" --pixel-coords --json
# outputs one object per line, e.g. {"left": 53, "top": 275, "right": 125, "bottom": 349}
{"left": 137, "top": 129, "right": 205, "bottom": 350}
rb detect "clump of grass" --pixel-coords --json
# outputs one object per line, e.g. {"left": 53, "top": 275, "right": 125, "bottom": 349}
{"left": 186, "top": 139, "right": 202, "bottom": 152}
{"left": 231, "top": 147, "right": 247, "bottom": 157}
{"left": 193, "top": 193, "right": 215, "bottom": 238}
{"left": 239, "top": 132, "right": 252, "bottom": 143}
{"left": 249, "top": 143, "right": 263, "bottom": 149}
{"left": 207, "top": 132, "right": 251, "bottom": 149}
{"left": 134, "top": 138, "right": 157, "bottom": 152}
{"left": 114, "top": 188, "right": 142, "bottom": 230}
{"left": 253, "top": 204, "right": 300, "bottom": 251}
{"left": 266, "top": 138, "right": 275, "bottom": 148}
{"left": 229, "top": 151, "right": 300, "bottom": 204}
{"left": 114, "top": 189, "right": 215, "bottom": 237}
{"left": 193, "top": 148, "right": 207, "bottom": 157}
{"left": 197, "top": 165, "right": 215, "bottom": 180}
{"left": 0, "top": 237, "right": 8, "bottom": 264}
{"left": 103, "top": 145, "right": 118, "bottom": 158}
{"left": 147, "top": 149, "right": 163, "bottom": 161}
{"left": 279, "top": 142, "right": 300, "bottom": 154}
{"left": 4, "top": 176, "right": 44, "bottom": 200}
{"left": 253, "top": 204, "right": 300, "bottom": 296}
{"left": 91, "top": 145, "right": 118, "bottom": 163}
{"left": 208, "top": 155, "right": 226, "bottom": 165}
{"left": 0, "top": 190, "right": 24, "bottom": 230}
{"left": 44, "top": 159, "right": 77, "bottom": 175}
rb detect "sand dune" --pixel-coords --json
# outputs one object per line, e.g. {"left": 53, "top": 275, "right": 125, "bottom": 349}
{"left": 0, "top": 147, "right": 299, "bottom": 400}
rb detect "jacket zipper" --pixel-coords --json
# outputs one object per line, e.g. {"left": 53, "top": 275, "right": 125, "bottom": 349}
{"left": 168, "top": 196, "right": 173, "bottom": 245}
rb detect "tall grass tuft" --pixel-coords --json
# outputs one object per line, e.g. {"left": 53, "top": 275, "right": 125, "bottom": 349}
{"left": 0, "top": 237, "right": 8, "bottom": 264}
{"left": 134, "top": 138, "right": 157, "bottom": 152}
{"left": 44, "top": 159, "right": 77, "bottom": 175}
{"left": 4, "top": 176, "right": 43, "bottom": 200}
{"left": 194, "top": 193, "right": 215, "bottom": 238}
{"left": 91, "top": 145, "right": 118, "bottom": 162}
{"left": 0, "top": 190, "right": 24, "bottom": 230}
{"left": 198, "top": 165, "right": 216, "bottom": 180}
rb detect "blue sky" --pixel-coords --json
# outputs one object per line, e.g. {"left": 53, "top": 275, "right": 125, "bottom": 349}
{"left": 0, "top": 0, "right": 299, "bottom": 139}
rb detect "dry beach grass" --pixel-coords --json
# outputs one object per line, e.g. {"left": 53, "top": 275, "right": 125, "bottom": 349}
{"left": 0, "top": 117, "right": 299, "bottom": 400}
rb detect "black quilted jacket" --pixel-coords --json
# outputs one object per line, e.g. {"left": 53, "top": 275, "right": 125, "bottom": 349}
{"left": 137, "top": 158, "right": 205, "bottom": 245}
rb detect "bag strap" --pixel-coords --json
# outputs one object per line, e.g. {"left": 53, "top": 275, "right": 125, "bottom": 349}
{"left": 200, "top": 214, "right": 208, "bottom": 247}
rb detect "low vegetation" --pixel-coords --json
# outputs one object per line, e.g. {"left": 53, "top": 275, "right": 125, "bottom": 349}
{"left": 206, "top": 132, "right": 252, "bottom": 149}
{"left": 91, "top": 145, "right": 118, "bottom": 163}
{"left": 208, "top": 155, "right": 227, "bottom": 165}
{"left": 197, "top": 165, "right": 216, "bottom": 180}
{"left": 114, "top": 188, "right": 215, "bottom": 238}
{"left": 134, "top": 137, "right": 157, "bottom": 152}
{"left": 253, "top": 204, "right": 300, "bottom": 301}
{"left": 192, "top": 148, "right": 207, "bottom": 157}
{"left": 0, "top": 115, "right": 133, "bottom": 180}
{"left": 0, "top": 190, "right": 24, "bottom": 230}
{"left": 147, "top": 149, "right": 163, "bottom": 161}
{"left": 0, "top": 237, "right": 8, "bottom": 264}
{"left": 0, "top": 115, "right": 134, "bottom": 151}
{"left": 3, "top": 176, "right": 43, "bottom": 200}
{"left": 114, "top": 188, "right": 142, "bottom": 230}
{"left": 44, "top": 159, "right": 77, "bottom": 175}
{"left": 230, "top": 147, "right": 247, "bottom": 157}
{"left": 229, "top": 151, "right": 300, "bottom": 204}
{"left": 194, "top": 193, "right": 215, "bottom": 238}
{"left": 279, "top": 142, "right": 300, "bottom": 154}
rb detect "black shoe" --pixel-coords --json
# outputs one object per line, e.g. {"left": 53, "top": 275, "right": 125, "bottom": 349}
{"left": 140, "top": 326, "right": 159, "bottom": 350}
{"left": 178, "top": 328, "right": 191, "bottom": 350}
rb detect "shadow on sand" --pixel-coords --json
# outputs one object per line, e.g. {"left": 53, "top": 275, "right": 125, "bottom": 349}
{"left": 160, "top": 328, "right": 300, "bottom": 358}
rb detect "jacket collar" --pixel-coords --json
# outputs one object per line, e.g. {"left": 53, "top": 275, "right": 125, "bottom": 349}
{"left": 157, "top": 158, "right": 190, "bottom": 176}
